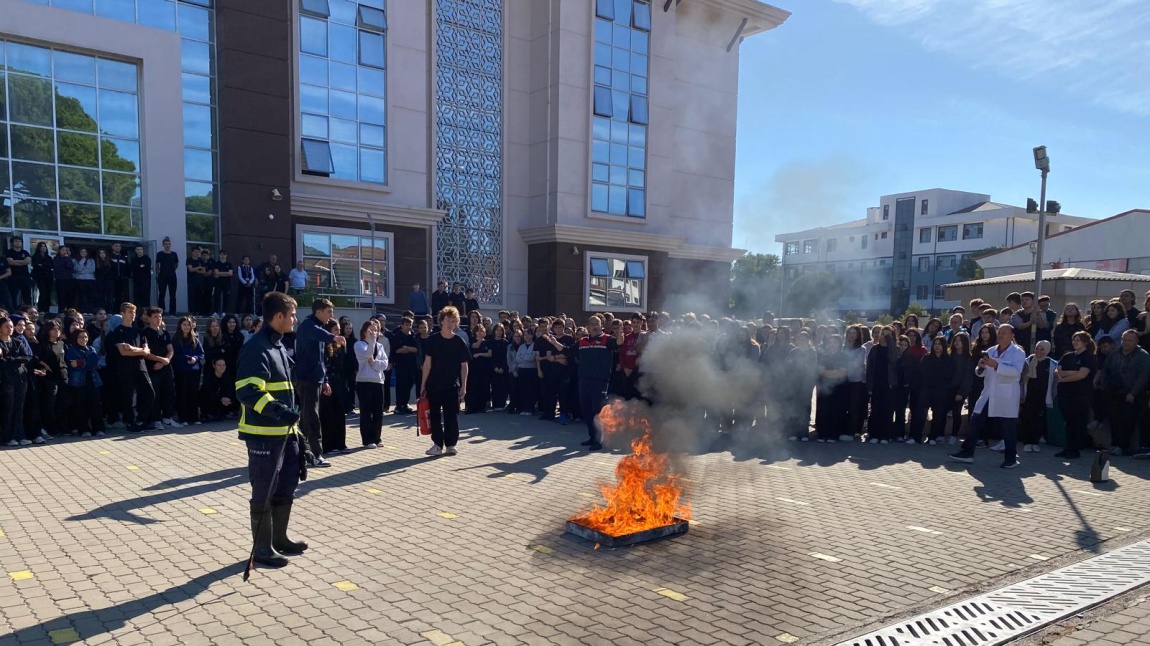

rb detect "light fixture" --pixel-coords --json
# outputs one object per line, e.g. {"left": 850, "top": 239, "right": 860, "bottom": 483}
{"left": 572, "top": 245, "right": 580, "bottom": 255}
{"left": 1032, "top": 146, "right": 1049, "bottom": 172}
{"left": 271, "top": 188, "right": 283, "bottom": 201}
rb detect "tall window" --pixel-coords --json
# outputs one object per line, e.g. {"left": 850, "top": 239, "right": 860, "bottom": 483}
{"left": 919, "top": 228, "right": 931, "bottom": 243}
{"left": 861, "top": 235, "right": 868, "bottom": 249}
{"left": 962, "top": 222, "right": 983, "bottom": 239}
{"left": 298, "top": 0, "right": 388, "bottom": 183}
{"left": 803, "top": 239, "right": 817, "bottom": 254}
{"left": 586, "top": 253, "right": 646, "bottom": 310}
{"left": 916, "top": 285, "right": 929, "bottom": 300}
{"left": 300, "top": 228, "right": 392, "bottom": 300}
{"left": 826, "top": 238, "right": 837, "bottom": 252}
{"left": 920, "top": 199, "right": 929, "bottom": 215}
{"left": 937, "top": 255, "right": 956, "bottom": 270}
{"left": 591, "top": 0, "right": 650, "bottom": 218}
{"left": 882, "top": 204, "right": 889, "bottom": 220}
{"left": 4, "top": 2, "right": 220, "bottom": 252}
{"left": 1, "top": 40, "right": 142, "bottom": 236}
{"left": 784, "top": 241, "right": 799, "bottom": 255}
{"left": 937, "top": 225, "right": 958, "bottom": 242}
{"left": 918, "top": 257, "right": 930, "bottom": 272}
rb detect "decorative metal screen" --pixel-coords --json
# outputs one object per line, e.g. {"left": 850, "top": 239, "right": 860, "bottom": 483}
{"left": 433, "top": 0, "right": 503, "bottom": 303}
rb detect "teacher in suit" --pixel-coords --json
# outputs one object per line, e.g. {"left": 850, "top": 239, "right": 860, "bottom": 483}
{"left": 950, "top": 323, "right": 1027, "bottom": 469}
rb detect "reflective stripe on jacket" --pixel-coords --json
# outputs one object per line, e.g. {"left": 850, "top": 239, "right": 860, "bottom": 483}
{"left": 236, "top": 326, "right": 296, "bottom": 437}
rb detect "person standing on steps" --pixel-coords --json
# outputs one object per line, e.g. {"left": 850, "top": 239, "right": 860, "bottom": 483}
{"left": 129, "top": 244, "right": 152, "bottom": 308}
{"left": 109, "top": 242, "right": 130, "bottom": 309}
{"left": 235, "top": 291, "right": 308, "bottom": 569}
{"left": 950, "top": 323, "right": 1026, "bottom": 469}
{"left": 154, "top": 238, "right": 178, "bottom": 313}
{"left": 294, "top": 298, "right": 346, "bottom": 467}
{"left": 420, "top": 306, "right": 471, "bottom": 457}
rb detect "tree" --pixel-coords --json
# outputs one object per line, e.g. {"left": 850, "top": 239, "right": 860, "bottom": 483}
{"left": 729, "top": 252, "right": 781, "bottom": 316}
{"left": 787, "top": 270, "right": 843, "bottom": 318}
{"left": 955, "top": 247, "right": 1002, "bottom": 281}
{"left": 900, "top": 302, "right": 928, "bottom": 321}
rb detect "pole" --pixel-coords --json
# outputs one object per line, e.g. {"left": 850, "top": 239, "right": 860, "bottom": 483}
{"left": 367, "top": 213, "right": 377, "bottom": 313}
{"left": 1034, "top": 170, "right": 1048, "bottom": 299}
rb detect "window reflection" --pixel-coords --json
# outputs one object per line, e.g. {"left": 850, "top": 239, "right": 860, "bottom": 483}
{"left": 587, "top": 254, "right": 646, "bottom": 309}
{"left": 591, "top": 1, "right": 649, "bottom": 217}
{"left": 301, "top": 229, "right": 391, "bottom": 299}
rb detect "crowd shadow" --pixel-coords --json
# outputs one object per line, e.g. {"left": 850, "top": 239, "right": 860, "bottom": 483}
{"left": 1, "top": 562, "right": 242, "bottom": 645}
{"left": 453, "top": 445, "right": 586, "bottom": 483}
{"left": 66, "top": 467, "right": 247, "bottom": 525}
{"left": 293, "top": 456, "right": 428, "bottom": 498}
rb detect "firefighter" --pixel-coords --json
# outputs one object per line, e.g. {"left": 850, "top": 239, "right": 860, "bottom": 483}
{"left": 236, "top": 291, "right": 308, "bottom": 568}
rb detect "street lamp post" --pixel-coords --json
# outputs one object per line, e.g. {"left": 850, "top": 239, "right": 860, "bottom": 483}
{"left": 1032, "top": 146, "right": 1050, "bottom": 299}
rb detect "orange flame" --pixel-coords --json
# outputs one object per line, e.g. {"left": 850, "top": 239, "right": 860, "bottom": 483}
{"left": 570, "top": 400, "right": 690, "bottom": 537}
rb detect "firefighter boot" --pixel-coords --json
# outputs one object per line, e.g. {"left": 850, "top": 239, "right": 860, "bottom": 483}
{"left": 250, "top": 503, "right": 289, "bottom": 567}
{"left": 270, "top": 498, "right": 309, "bottom": 555}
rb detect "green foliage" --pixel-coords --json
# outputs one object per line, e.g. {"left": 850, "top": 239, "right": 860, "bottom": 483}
{"left": 900, "top": 302, "right": 929, "bottom": 321}
{"left": 876, "top": 313, "right": 894, "bottom": 325}
{"left": 956, "top": 247, "right": 1003, "bottom": 281}
{"left": 729, "top": 252, "right": 782, "bottom": 316}
{"left": 843, "top": 311, "right": 861, "bottom": 324}
{"left": 787, "top": 270, "right": 843, "bottom": 318}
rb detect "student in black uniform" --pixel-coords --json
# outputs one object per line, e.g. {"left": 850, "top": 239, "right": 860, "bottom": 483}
{"left": 212, "top": 250, "right": 234, "bottom": 316}
{"left": 420, "top": 306, "right": 471, "bottom": 456}
{"left": 109, "top": 242, "right": 130, "bottom": 308}
{"left": 155, "top": 237, "right": 178, "bottom": 313}
{"left": 1054, "top": 331, "right": 1097, "bottom": 459}
{"left": 130, "top": 244, "right": 152, "bottom": 308}
{"left": 105, "top": 302, "right": 159, "bottom": 433}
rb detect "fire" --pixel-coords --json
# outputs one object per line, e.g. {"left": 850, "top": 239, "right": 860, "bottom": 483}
{"left": 569, "top": 400, "right": 691, "bottom": 537}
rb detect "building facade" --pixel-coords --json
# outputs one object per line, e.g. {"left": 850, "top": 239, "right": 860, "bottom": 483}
{"left": 775, "top": 189, "right": 1094, "bottom": 317}
{"left": 2, "top": 0, "right": 789, "bottom": 316}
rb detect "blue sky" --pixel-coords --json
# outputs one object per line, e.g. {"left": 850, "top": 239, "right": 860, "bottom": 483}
{"left": 732, "top": 0, "right": 1150, "bottom": 255}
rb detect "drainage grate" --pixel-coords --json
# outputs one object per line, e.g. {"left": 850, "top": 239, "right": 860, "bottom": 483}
{"left": 836, "top": 540, "right": 1150, "bottom": 646}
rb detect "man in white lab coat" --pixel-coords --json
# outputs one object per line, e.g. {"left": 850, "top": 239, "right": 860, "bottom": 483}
{"left": 950, "top": 324, "right": 1027, "bottom": 468}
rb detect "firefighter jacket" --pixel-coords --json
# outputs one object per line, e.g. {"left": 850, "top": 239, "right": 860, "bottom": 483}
{"left": 236, "top": 326, "right": 298, "bottom": 437}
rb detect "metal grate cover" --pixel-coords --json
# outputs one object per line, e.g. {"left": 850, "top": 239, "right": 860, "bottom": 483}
{"left": 837, "top": 540, "right": 1150, "bottom": 646}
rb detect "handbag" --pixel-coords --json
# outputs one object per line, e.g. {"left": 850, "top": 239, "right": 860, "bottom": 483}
{"left": 417, "top": 394, "right": 432, "bottom": 436}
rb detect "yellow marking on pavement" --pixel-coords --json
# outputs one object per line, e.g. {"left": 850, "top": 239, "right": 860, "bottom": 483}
{"left": 869, "top": 482, "right": 902, "bottom": 490}
{"left": 765, "top": 465, "right": 792, "bottom": 471}
{"left": 437, "top": 512, "right": 458, "bottom": 519}
{"left": 126, "top": 465, "right": 139, "bottom": 471}
{"left": 98, "top": 450, "right": 111, "bottom": 455}
{"left": 679, "top": 477, "right": 696, "bottom": 483}
{"left": 332, "top": 581, "right": 359, "bottom": 591}
{"left": 1071, "top": 490, "right": 1103, "bottom": 497}
{"left": 654, "top": 587, "right": 687, "bottom": 601}
{"left": 421, "top": 629, "right": 456, "bottom": 646}
{"left": 444, "top": 642, "right": 465, "bottom": 646}
{"left": 595, "top": 461, "right": 613, "bottom": 466}
{"left": 532, "top": 545, "right": 554, "bottom": 554}
{"left": 578, "top": 492, "right": 595, "bottom": 499}
{"left": 929, "top": 586, "right": 951, "bottom": 594}
{"left": 198, "top": 508, "right": 218, "bottom": 515}
{"left": 7, "top": 570, "right": 33, "bottom": 581}
{"left": 0, "top": 530, "right": 4, "bottom": 538}
{"left": 1030, "top": 554, "right": 1051, "bottom": 561}
{"left": 385, "top": 445, "right": 399, "bottom": 450}
{"left": 48, "top": 627, "right": 80, "bottom": 644}
{"left": 775, "top": 634, "right": 799, "bottom": 644}
{"left": 907, "top": 525, "right": 942, "bottom": 535}
{"left": 365, "top": 488, "right": 382, "bottom": 494}
{"left": 776, "top": 497, "right": 809, "bottom": 506}
{"left": 230, "top": 442, "right": 240, "bottom": 446}
{"left": 1116, "top": 527, "right": 1133, "bottom": 532}
{"left": 809, "top": 552, "right": 842, "bottom": 563}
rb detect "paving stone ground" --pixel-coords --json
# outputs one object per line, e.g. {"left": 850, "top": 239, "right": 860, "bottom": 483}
{"left": 3, "top": 410, "right": 1150, "bottom": 645}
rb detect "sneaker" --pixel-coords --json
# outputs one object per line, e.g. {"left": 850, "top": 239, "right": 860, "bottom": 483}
{"left": 905, "top": 438, "right": 916, "bottom": 445}
{"left": 869, "top": 438, "right": 879, "bottom": 445}
{"left": 580, "top": 439, "right": 594, "bottom": 446}
{"left": 1000, "top": 461, "right": 1020, "bottom": 469}
{"left": 991, "top": 440, "right": 1005, "bottom": 452}
{"left": 1110, "top": 447, "right": 1123, "bottom": 457}
{"left": 558, "top": 414, "right": 570, "bottom": 426}
{"left": 193, "top": 421, "right": 202, "bottom": 426}
{"left": 426, "top": 444, "right": 443, "bottom": 456}
{"left": 519, "top": 412, "right": 532, "bottom": 416}
{"left": 95, "top": 431, "right": 106, "bottom": 437}
{"left": 949, "top": 452, "right": 974, "bottom": 463}
{"left": 151, "top": 421, "right": 164, "bottom": 431}
{"left": 827, "top": 439, "right": 837, "bottom": 444}
{"left": 80, "top": 432, "right": 92, "bottom": 438}
{"left": 32, "top": 437, "right": 45, "bottom": 445}
{"left": 162, "top": 418, "right": 174, "bottom": 426}
{"left": 169, "top": 420, "right": 185, "bottom": 428}
{"left": 787, "top": 436, "right": 798, "bottom": 441}
{"left": 976, "top": 440, "right": 988, "bottom": 448}
{"left": 18, "top": 439, "right": 32, "bottom": 446}
{"left": 1023, "top": 444, "right": 1033, "bottom": 453}
{"left": 365, "top": 443, "right": 378, "bottom": 449}
{"left": 928, "top": 439, "right": 938, "bottom": 446}
{"left": 1031, "top": 444, "right": 1040, "bottom": 453}
{"left": 39, "top": 432, "right": 53, "bottom": 440}
{"left": 108, "top": 420, "right": 125, "bottom": 429}
{"left": 445, "top": 446, "right": 458, "bottom": 455}
{"left": 800, "top": 437, "right": 810, "bottom": 442}
{"left": 948, "top": 436, "right": 958, "bottom": 445}
{"left": 4, "top": 440, "right": 17, "bottom": 447}
{"left": 587, "top": 442, "right": 603, "bottom": 451}
{"left": 312, "top": 456, "right": 332, "bottom": 468}
{"left": 880, "top": 440, "right": 889, "bottom": 445}
{"left": 816, "top": 438, "right": 826, "bottom": 443}
{"left": 838, "top": 435, "right": 854, "bottom": 442}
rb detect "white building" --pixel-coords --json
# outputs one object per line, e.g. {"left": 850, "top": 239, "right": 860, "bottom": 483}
{"left": 976, "top": 209, "right": 1150, "bottom": 278}
{"left": 775, "top": 189, "right": 1094, "bottom": 316}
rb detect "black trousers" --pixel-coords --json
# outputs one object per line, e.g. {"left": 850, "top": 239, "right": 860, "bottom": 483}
{"left": 356, "top": 382, "right": 383, "bottom": 445}
{"left": 867, "top": 386, "right": 893, "bottom": 440}
{"left": 157, "top": 275, "right": 176, "bottom": 312}
{"left": 56, "top": 278, "right": 75, "bottom": 311}
{"left": 490, "top": 370, "right": 508, "bottom": 409}
{"left": 213, "top": 286, "right": 230, "bottom": 314}
{"left": 320, "top": 392, "right": 346, "bottom": 452}
{"left": 245, "top": 433, "right": 300, "bottom": 505}
{"left": 382, "top": 369, "right": 392, "bottom": 410}
{"left": 174, "top": 370, "right": 201, "bottom": 423}
{"left": 236, "top": 285, "right": 255, "bottom": 315}
{"left": 114, "top": 278, "right": 129, "bottom": 310}
{"left": 1059, "top": 394, "right": 1090, "bottom": 453}
{"left": 1108, "top": 392, "right": 1146, "bottom": 453}
{"left": 926, "top": 388, "right": 953, "bottom": 440}
{"left": 39, "top": 379, "right": 65, "bottom": 435}
{"left": 0, "top": 379, "right": 28, "bottom": 442}
{"left": 846, "top": 382, "right": 868, "bottom": 437}
{"left": 579, "top": 378, "right": 609, "bottom": 442}
{"left": 96, "top": 280, "right": 114, "bottom": 312}
{"left": 814, "top": 384, "right": 848, "bottom": 440}
{"left": 149, "top": 367, "right": 176, "bottom": 422}
{"left": 395, "top": 364, "right": 417, "bottom": 409}
{"left": 893, "top": 385, "right": 910, "bottom": 434}
{"left": 517, "top": 370, "right": 538, "bottom": 414}
{"left": 119, "top": 370, "right": 155, "bottom": 430}
{"left": 296, "top": 381, "right": 323, "bottom": 456}
{"left": 428, "top": 386, "right": 460, "bottom": 448}
{"left": 68, "top": 382, "right": 104, "bottom": 434}
{"left": 9, "top": 276, "right": 32, "bottom": 309}
{"left": 538, "top": 365, "right": 565, "bottom": 418}
{"left": 35, "top": 275, "right": 53, "bottom": 312}
{"left": 132, "top": 278, "right": 151, "bottom": 308}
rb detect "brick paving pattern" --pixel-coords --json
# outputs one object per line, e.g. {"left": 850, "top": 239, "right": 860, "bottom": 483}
{"left": 1047, "top": 594, "right": 1150, "bottom": 646}
{"left": 3, "top": 413, "right": 1150, "bottom": 645}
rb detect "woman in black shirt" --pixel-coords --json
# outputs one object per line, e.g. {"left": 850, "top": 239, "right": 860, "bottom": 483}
{"left": 916, "top": 335, "right": 954, "bottom": 445}
{"left": 488, "top": 324, "right": 510, "bottom": 411}
{"left": 1051, "top": 303, "right": 1086, "bottom": 360}
{"left": 466, "top": 324, "right": 493, "bottom": 414}
{"left": 37, "top": 320, "right": 68, "bottom": 439}
{"left": 95, "top": 249, "right": 115, "bottom": 313}
{"left": 814, "top": 334, "right": 848, "bottom": 442}
{"left": 31, "top": 242, "right": 54, "bottom": 314}
{"left": 420, "top": 306, "right": 471, "bottom": 456}
{"left": 1054, "top": 331, "right": 1097, "bottom": 459}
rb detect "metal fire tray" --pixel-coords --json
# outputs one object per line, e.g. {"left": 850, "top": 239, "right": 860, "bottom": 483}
{"left": 565, "top": 518, "right": 689, "bottom": 548}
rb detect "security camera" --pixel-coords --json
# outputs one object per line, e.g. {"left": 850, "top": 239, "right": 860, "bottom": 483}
{"left": 268, "top": 213, "right": 275, "bottom": 220}
{"left": 271, "top": 188, "right": 283, "bottom": 201}
{"left": 572, "top": 245, "right": 580, "bottom": 255}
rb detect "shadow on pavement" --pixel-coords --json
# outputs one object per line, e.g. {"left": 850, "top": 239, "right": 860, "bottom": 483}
{"left": 66, "top": 467, "right": 247, "bottom": 525}
{"left": 3, "top": 562, "right": 243, "bottom": 645}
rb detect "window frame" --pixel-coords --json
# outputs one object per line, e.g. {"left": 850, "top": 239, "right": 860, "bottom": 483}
{"left": 937, "top": 225, "right": 958, "bottom": 242}
{"left": 962, "top": 222, "right": 984, "bottom": 240}
{"left": 882, "top": 204, "right": 889, "bottom": 220}
{"left": 826, "top": 238, "right": 837, "bottom": 252}
{"left": 295, "top": 224, "right": 395, "bottom": 303}
{"left": 936, "top": 254, "right": 957, "bottom": 271}
{"left": 802, "top": 239, "right": 818, "bottom": 254}
{"left": 584, "top": 251, "right": 648, "bottom": 312}
{"left": 919, "top": 228, "right": 931, "bottom": 243}
{"left": 785, "top": 241, "right": 799, "bottom": 256}
{"left": 918, "top": 256, "right": 930, "bottom": 272}
{"left": 916, "top": 285, "right": 929, "bottom": 300}
{"left": 920, "top": 199, "right": 929, "bottom": 216}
